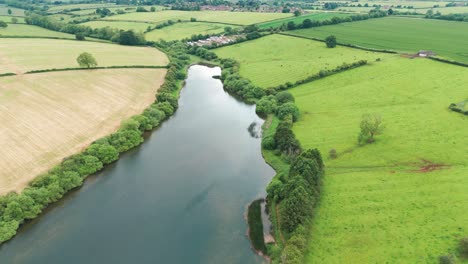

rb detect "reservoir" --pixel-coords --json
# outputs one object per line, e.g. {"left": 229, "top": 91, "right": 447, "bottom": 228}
{"left": 0, "top": 65, "right": 274, "bottom": 263}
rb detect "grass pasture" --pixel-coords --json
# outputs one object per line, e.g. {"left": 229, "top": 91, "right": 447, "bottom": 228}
{"left": 214, "top": 34, "right": 392, "bottom": 88}
{"left": 286, "top": 17, "right": 468, "bottom": 63}
{"left": 0, "top": 24, "right": 76, "bottom": 39}
{"left": 258, "top": 12, "right": 351, "bottom": 29}
{"left": 0, "top": 15, "right": 25, "bottom": 23}
{"left": 0, "top": 38, "right": 168, "bottom": 74}
{"left": 81, "top": 20, "right": 154, "bottom": 32}
{"left": 0, "top": 68, "right": 167, "bottom": 195}
{"left": 289, "top": 57, "right": 468, "bottom": 263}
{"left": 145, "top": 22, "right": 235, "bottom": 41}
{"left": 0, "top": 5, "right": 25, "bottom": 16}
{"left": 102, "top": 10, "right": 292, "bottom": 25}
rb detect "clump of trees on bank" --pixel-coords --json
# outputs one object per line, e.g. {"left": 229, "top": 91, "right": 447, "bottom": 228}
{"left": 0, "top": 42, "right": 191, "bottom": 245}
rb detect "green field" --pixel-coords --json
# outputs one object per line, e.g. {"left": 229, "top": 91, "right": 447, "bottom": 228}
{"left": 0, "top": 38, "right": 168, "bottom": 74}
{"left": 69, "top": 5, "right": 164, "bottom": 15}
{"left": 289, "top": 57, "right": 468, "bottom": 263}
{"left": 81, "top": 20, "right": 154, "bottom": 32}
{"left": 258, "top": 12, "right": 351, "bottom": 29}
{"left": 0, "top": 5, "right": 25, "bottom": 16}
{"left": 0, "top": 16, "right": 24, "bottom": 23}
{"left": 286, "top": 17, "right": 468, "bottom": 63}
{"left": 145, "top": 22, "right": 235, "bottom": 41}
{"left": 0, "top": 24, "right": 76, "bottom": 38}
{"left": 214, "top": 34, "right": 391, "bottom": 88}
{"left": 103, "top": 10, "right": 292, "bottom": 25}
{"left": 47, "top": 3, "right": 124, "bottom": 12}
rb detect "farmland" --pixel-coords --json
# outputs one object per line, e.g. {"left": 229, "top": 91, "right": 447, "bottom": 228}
{"left": 102, "top": 10, "right": 291, "bottom": 25}
{"left": 0, "top": 68, "right": 167, "bottom": 195}
{"left": 0, "top": 24, "right": 76, "bottom": 39}
{"left": 286, "top": 17, "right": 468, "bottom": 63}
{"left": 290, "top": 57, "right": 468, "bottom": 262}
{"left": 82, "top": 20, "right": 154, "bottom": 32}
{"left": 0, "top": 38, "right": 168, "bottom": 74}
{"left": 145, "top": 22, "right": 234, "bottom": 41}
{"left": 214, "top": 34, "right": 391, "bottom": 88}
{"left": 258, "top": 12, "right": 351, "bottom": 29}
{"left": 0, "top": 16, "right": 24, "bottom": 23}
{"left": 0, "top": 5, "right": 25, "bottom": 16}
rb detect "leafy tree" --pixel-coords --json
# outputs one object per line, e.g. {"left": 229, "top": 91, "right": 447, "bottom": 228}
{"left": 358, "top": 113, "right": 384, "bottom": 145}
{"left": 277, "top": 102, "right": 300, "bottom": 121}
{"left": 77, "top": 52, "right": 97, "bottom": 68}
{"left": 75, "top": 32, "right": 85, "bottom": 40}
{"left": 274, "top": 118, "right": 301, "bottom": 156}
{"left": 325, "top": 35, "right": 337, "bottom": 48}
{"left": 256, "top": 95, "right": 277, "bottom": 116}
{"left": 302, "top": 18, "right": 312, "bottom": 28}
{"left": 388, "top": 8, "right": 394, "bottom": 15}
{"left": 0, "top": 21, "right": 7, "bottom": 28}
{"left": 287, "top": 21, "right": 296, "bottom": 30}
{"left": 11, "top": 17, "right": 18, "bottom": 24}
{"left": 86, "top": 143, "right": 119, "bottom": 165}
{"left": 281, "top": 184, "right": 313, "bottom": 232}
{"left": 7, "top": 8, "right": 12, "bottom": 15}
{"left": 136, "top": 6, "right": 148, "bottom": 12}
{"left": 190, "top": 17, "right": 197, "bottom": 22}
{"left": 294, "top": 10, "right": 301, "bottom": 17}
{"left": 150, "top": 6, "right": 156, "bottom": 12}
{"left": 275, "top": 91, "right": 295, "bottom": 105}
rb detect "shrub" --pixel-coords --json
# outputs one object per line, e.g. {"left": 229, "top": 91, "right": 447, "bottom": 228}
{"left": 155, "top": 102, "right": 175, "bottom": 116}
{"left": 275, "top": 91, "right": 295, "bottom": 105}
{"left": 460, "top": 237, "right": 468, "bottom": 257}
{"left": 277, "top": 102, "right": 300, "bottom": 122}
{"left": 85, "top": 143, "right": 119, "bottom": 165}
{"left": 75, "top": 32, "right": 85, "bottom": 41}
{"left": 262, "top": 135, "right": 276, "bottom": 150}
{"left": 325, "top": 35, "right": 337, "bottom": 48}
{"left": 439, "top": 255, "right": 456, "bottom": 264}
{"left": 256, "top": 96, "right": 277, "bottom": 116}
{"left": 329, "top": 148, "right": 337, "bottom": 159}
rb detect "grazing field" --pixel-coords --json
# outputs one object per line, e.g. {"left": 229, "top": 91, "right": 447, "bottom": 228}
{"left": 286, "top": 17, "right": 468, "bottom": 63}
{"left": 0, "top": 38, "right": 168, "bottom": 74}
{"left": 214, "top": 34, "right": 391, "bottom": 88}
{"left": 0, "top": 15, "right": 24, "bottom": 23}
{"left": 258, "top": 12, "right": 351, "bottom": 29}
{"left": 81, "top": 20, "right": 154, "bottom": 32}
{"left": 290, "top": 57, "right": 468, "bottom": 263}
{"left": 0, "top": 5, "right": 25, "bottom": 16}
{"left": 0, "top": 68, "right": 167, "bottom": 195}
{"left": 0, "top": 24, "right": 76, "bottom": 39}
{"left": 145, "top": 22, "right": 235, "bottom": 41}
{"left": 70, "top": 5, "right": 164, "bottom": 15}
{"left": 103, "top": 10, "right": 292, "bottom": 25}
{"left": 47, "top": 3, "right": 124, "bottom": 12}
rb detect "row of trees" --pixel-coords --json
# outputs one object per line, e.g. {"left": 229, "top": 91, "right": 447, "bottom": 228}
{"left": 426, "top": 10, "right": 468, "bottom": 22}
{"left": 25, "top": 14, "right": 146, "bottom": 45}
{"left": 0, "top": 41, "right": 191, "bottom": 244}
{"left": 266, "top": 10, "right": 388, "bottom": 32}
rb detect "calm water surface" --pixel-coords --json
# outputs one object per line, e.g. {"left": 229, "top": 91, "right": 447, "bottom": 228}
{"left": 0, "top": 65, "right": 274, "bottom": 264}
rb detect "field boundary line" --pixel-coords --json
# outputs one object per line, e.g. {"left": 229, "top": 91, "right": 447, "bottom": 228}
{"left": 23, "top": 65, "right": 169, "bottom": 75}
{"left": 278, "top": 32, "right": 398, "bottom": 54}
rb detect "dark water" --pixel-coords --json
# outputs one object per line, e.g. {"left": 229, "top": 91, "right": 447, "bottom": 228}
{"left": 0, "top": 65, "right": 274, "bottom": 264}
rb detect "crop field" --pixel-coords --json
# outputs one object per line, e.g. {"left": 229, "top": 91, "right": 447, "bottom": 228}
{"left": 81, "top": 20, "right": 154, "bottom": 32}
{"left": 258, "top": 12, "right": 351, "bottom": 29}
{"left": 214, "top": 34, "right": 392, "bottom": 88}
{"left": 70, "top": 5, "right": 165, "bottom": 15}
{"left": 0, "top": 16, "right": 25, "bottom": 23}
{"left": 0, "top": 68, "right": 167, "bottom": 195}
{"left": 145, "top": 22, "right": 235, "bottom": 41}
{"left": 0, "top": 38, "right": 168, "bottom": 74}
{"left": 286, "top": 17, "right": 468, "bottom": 63}
{"left": 0, "top": 24, "right": 78, "bottom": 39}
{"left": 0, "top": 5, "right": 25, "bottom": 16}
{"left": 102, "top": 10, "right": 292, "bottom": 25}
{"left": 355, "top": 1, "right": 450, "bottom": 8}
{"left": 47, "top": 3, "right": 125, "bottom": 12}
{"left": 290, "top": 57, "right": 468, "bottom": 263}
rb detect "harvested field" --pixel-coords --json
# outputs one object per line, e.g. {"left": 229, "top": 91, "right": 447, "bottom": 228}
{"left": 0, "top": 68, "right": 167, "bottom": 195}
{"left": 103, "top": 10, "right": 291, "bottom": 25}
{"left": 0, "top": 38, "right": 168, "bottom": 74}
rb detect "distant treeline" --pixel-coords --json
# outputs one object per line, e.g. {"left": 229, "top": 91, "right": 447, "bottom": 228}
{"left": 0, "top": 42, "right": 191, "bottom": 244}
{"left": 261, "top": 10, "right": 388, "bottom": 32}
{"left": 25, "top": 14, "right": 146, "bottom": 45}
{"left": 426, "top": 11, "right": 468, "bottom": 22}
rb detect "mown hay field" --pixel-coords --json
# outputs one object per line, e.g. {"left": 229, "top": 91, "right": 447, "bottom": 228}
{"left": 145, "top": 22, "right": 236, "bottom": 41}
{"left": 0, "top": 68, "right": 167, "bottom": 195}
{"left": 289, "top": 57, "right": 468, "bottom": 263}
{"left": 214, "top": 34, "right": 392, "bottom": 88}
{"left": 258, "top": 12, "right": 351, "bottom": 29}
{"left": 102, "top": 10, "right": 292, "bottom": 25}
{"left": 81, "top": 20, "right": 154, "bottom": 32}
{"left": 0, "top": 24, "right": 76, "bottom": 39}
{"left": 286, "top": 17, "right": 468, "bottom": 63}
{"left": 0, "top": 38, "right": 168, "bottom": 74}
